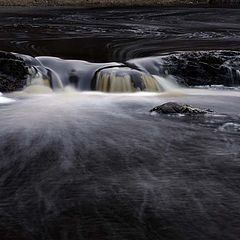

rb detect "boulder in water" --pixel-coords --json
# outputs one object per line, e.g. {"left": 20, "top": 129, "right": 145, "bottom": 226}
{"left": 0, "top": 51, "right": 29, "bottom": 92}
{"left": 150, "top": 102, "right": 211, "bottom": 114}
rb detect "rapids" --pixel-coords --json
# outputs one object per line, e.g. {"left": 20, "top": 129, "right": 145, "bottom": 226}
{"left": 0, "top": 6, "right": 240, "bottom": 240}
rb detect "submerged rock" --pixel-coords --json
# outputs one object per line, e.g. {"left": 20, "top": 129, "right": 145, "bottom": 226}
{"left": 0, "top": 51, "right": 29, "bottom": 92}
{"left": 150, "top": 102, "right": 211, "bottom": 114}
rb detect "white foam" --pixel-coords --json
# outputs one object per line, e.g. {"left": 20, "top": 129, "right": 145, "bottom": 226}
{"left": 0, "top": 93, "right": 15, "bottom": 104}
{"left": 153, "top": 75, "right": 180, "bottom": 91}
{"left": 219, "top": 122, "right": 240, "bottom": 132}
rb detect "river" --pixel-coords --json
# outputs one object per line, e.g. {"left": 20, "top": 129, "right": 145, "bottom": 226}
{"left": 0, "top": 7, "right": 240, "bottom": 240}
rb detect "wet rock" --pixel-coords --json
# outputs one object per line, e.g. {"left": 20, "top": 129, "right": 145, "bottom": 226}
{"left": 0, "top": 51, "right": 29, "bottom": 92}
{"left": 150, "top": 102, "right": 211, "bottom": 114}
{"left": 161, "top": 51, "right": 240, "bottom": 86}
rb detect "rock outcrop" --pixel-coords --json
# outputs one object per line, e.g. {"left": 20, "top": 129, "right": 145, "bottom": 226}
{"left": 160, "top": 51, "right": 240, "bottom": 86}
{"left": 0, "top": 51, "right": 30, "bottom": 92}
{"left": 150, "top": 102, "right": 211, "bottom": 114}
{"left": 0, "top": 0, "right": 239, "bottom": 7}
{"left": 0, "top": 0, "right": 207, "bottom": 7}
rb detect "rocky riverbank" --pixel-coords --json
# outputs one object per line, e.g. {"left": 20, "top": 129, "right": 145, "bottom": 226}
{"left": 0, "top": 0, "right": 203, "bottom": 7}
{"left": 0, "top": 0, "right": 238, "bottom": 7}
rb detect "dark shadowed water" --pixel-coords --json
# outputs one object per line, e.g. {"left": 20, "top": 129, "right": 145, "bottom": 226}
{"left": 0, "top": 7, "right": 240, "bottom": 61}
{"left": 0, "top": 7, "right": 240, "bottom": 240}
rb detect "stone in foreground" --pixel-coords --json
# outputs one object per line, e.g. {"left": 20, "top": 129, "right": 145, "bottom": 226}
{"left": 150, "top": 102, "right": 211, "bottom": 114}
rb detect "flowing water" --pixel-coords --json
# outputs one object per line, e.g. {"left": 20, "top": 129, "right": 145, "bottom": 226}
{"left": 0, "top": 7, "right": 240, "bottom": 240}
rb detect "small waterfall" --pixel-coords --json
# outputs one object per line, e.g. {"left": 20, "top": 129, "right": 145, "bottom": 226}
{"left": 22, "top": 65, "right": 53, "bottom": 93}
{"left": 95, "top": 67, "right": 163, "bottom": 92}
{"left": 13, "top": 54, "right": 172, "bottom": 94}
{"left": 221, "top": 64, "right": 240, "bottom": 86}
{"left": 224, "top": 66, "right": 235, "bottom": 85}
{"left": 153, "top": 75, "right": 179, "bottom": 91}
{"left": 236, "top": 70, "right": 240, "bottom": 82}
{"left": 29, "top": 68, "right": 50, "bottom": 87}
{"left": 46, "top": 68, "right": 64, "bottom": 89}
{"left": 2, "top": 50, "right": 240, "bottom": 94}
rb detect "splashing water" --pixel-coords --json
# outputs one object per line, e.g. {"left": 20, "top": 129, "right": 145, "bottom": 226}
{"left": 0, "top": 92, "right": 15, "bottom": 104}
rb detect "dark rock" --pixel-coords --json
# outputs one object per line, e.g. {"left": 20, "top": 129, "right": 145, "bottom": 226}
{"left": 0, "top": 51, "right": 29, "bottom": 92}
{"left": 208, "top": 0, "right": 240, "bottom": 7}
{"left": 150, "top": 102, "right": 211, "bottom": 114}
{"left": 161, "top": 51, "right": 240, "bottom": 86}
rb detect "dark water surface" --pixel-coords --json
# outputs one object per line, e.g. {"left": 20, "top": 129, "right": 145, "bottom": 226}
{"left": 0, "top": 7, "right": 240, "bottom": 61}
{"left": 0, "top": 7, "right": 240, "bottom": 240}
